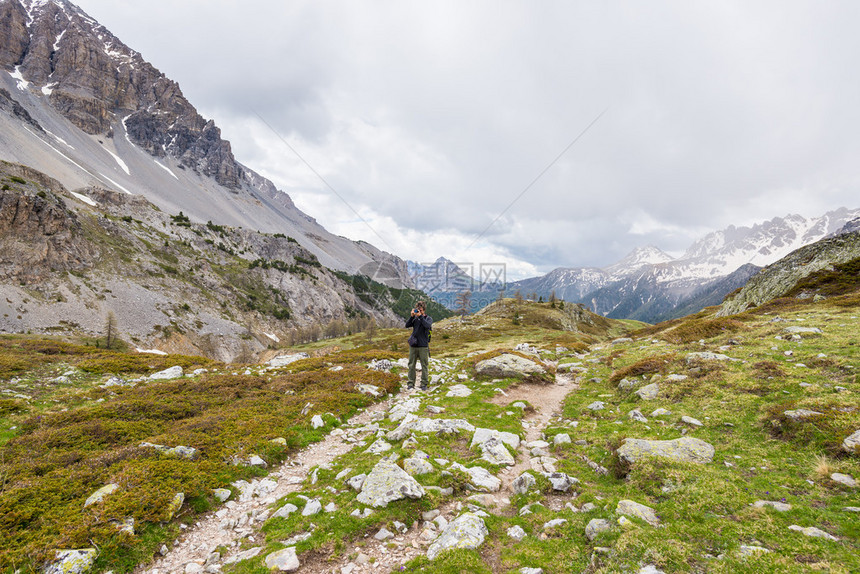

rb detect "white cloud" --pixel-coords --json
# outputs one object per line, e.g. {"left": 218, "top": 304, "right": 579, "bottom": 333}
{"left": 74, "top": 0, "right": 860, "bottom": 276}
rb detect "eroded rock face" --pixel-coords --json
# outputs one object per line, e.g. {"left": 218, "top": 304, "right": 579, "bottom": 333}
{"left": 0, "top": 173, "right": 98, "bottom": 281}
{"left": 617, "top": 437, "right": 715, "bottom": 464}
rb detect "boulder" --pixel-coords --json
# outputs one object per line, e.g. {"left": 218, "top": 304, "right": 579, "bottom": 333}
{"left": 831, "top": 473, "right": 857, "bottom": 488}
{"left": 311, "top": 415, "right": 325, "bottom": 429}
{"left": 512, "top": 472, "right": 536, "bottom": 495}
{"left": 586, "top": 401, "right": 605, "bottom": 411}
{"left": 84, "top": 483, "right": 119, "bottom": 507}
{"left": 356, "top": 460, "right": 425, "bottom": 507}
{"left": 738, "top": 545, "right": 771, "bottom": 556}
{"left": 616, "top": 500, "right": 660, "bottom": 526}
{"left": 212, "top": 488, "right": 231, "bottom": 503}
{"left": 475, "top": 353, "right": 546, "bottom": 378}
{"left": 451, "top": 463, "right": 501, "bottom": 492}
{"left": 264, "top": 547, "right": 300, "bottom": 572}
{"left": 149, "top": 366, "right": 184, "bottom": 380}
{"left": 479, "top": 437, "right": 515, "bottom": 466}
{"left": 302, "top": 499, "right": 322, "bottom": 516}
{"left": 681, "top": 416, "right": 703, "bottom": 427}
{"left": 471, "top": 428, "right": 521, "bottom": 449}
{"left": 547, "top": 472, "right": 578, "bottom": 492}
{"left": 365, "top": 439, "right": 392, "bottom": 454}
{"left": 784, "top": 409, "right": 823, "bottom": 421}
{"left": 585, "top": 518, "right": 612, "bottom": 541}
{"left": 403, "top": 456, "right": 434, "bottom": 476}
{"left": 347, "top": 474, "right": 367, "bottom": 491}
{"left": 426, "top": 512, "right": 488, "bottom": 560}
{"left": 356, "top": 384, "right": 381, "bottom": 397}
{"left": 387, "top": 416, "right": 475, "bottom": 441}
{"left": 271, "top": 503, "right": 298, "bottom": 520}
{"left": 44, "top": 549, "right": 98, "bottom": 574}
{"left": 267, "top": 353, "right": 309, "bottom": 368}
{"left": 165, "top": 492, "right": 184, "bottom": 521}
{"left": 445, "top": 384, "right": 473, "bottom": 397}
{"left": 784, "top": 326, "right": 822, "bottom": 335}
{"left": 617, "top": 437, "right": 715, "bottom": 464}
{"left": 753, "top": 500, "right": 792, "bottom": 512}
{"left": 553, "top": 433, "right": 572, "bottom": 446}
{"left": 841, "top": 429, "right": 860, "bottom": 453}
{"left": 635, "top": 383, "right": 659, "bottom": 401}
{"left": 389, "top": 398, "right": 422, "bottom": 422}
{"left": 685, "top": 352, "right": 732, "bottom": 363}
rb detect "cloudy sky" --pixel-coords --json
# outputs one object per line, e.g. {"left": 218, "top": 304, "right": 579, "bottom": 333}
{"left": 75, "top": 0, "right": 860, "bottom": 279}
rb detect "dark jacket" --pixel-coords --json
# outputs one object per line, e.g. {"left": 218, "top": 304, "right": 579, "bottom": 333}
{"left": 405, "top": 314, "right": 433, "bottom": 347}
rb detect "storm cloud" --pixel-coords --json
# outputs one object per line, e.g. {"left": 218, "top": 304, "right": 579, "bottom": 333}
{"left": 75, "top": 0, "right": 860, "bottom": 278}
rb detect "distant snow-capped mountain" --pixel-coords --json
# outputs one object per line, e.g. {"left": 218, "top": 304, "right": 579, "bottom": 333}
{"left": 491, "top": 207, "right": 860, "bottom": 323}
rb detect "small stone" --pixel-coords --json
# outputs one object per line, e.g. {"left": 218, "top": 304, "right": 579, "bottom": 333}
{"left": 553, "top": 433, "right": 572, "bottom": 446}
{"left": 738, "top": 545, "right": 771, "bottom": 556}
{"left": 185, "top": 564, "right": 203, "bottom": 574}
{"left": 681, "top": 416, "right": 703, "bottom": 427}
{"left": 587, "top": 401, "right": 605, "bottom": 411}
{"left": 520, "top": 568, "right": 543, "bottom": 574}
{"left": 650, "top": 408, "right": 672, "bottom": 417}
{"left": 788, "top": 525, "right": 838, "bottom": 541}
{"left": 347, "top": 474, "right": 366, "bottom": 491}
{"left": 543, "top": 518, "right": 568, "bottom": 530}
{"left": 374, "top": 527, "right": 395, "bottom": 541}
{"left": 311, "top": 415, "right": 325, "bottom": 429}
{"left": 638, "top": 566, "right": 666, "bottom": 574}
{"left": 507, "top": 525, "right": 526, "bottom": 540}
{"left": 628, "top": 409, "right": 648, "bottom": 423}
{"left": 84, "top": 484, "right": 119, "bottom": 507}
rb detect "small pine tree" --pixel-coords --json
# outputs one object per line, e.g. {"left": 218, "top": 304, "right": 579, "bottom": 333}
{"left": 455, "top": 290, "right": 472, "bottom": 316}
{"left": 104, "top": 311, "right": 118, "bottom": 349}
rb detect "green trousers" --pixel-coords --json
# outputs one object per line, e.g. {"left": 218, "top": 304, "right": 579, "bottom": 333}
{"left": 408, "top": 346, "right": 430, "bottom": 388}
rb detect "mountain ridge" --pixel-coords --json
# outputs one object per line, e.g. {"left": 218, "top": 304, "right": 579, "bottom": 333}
{"left": 0, "top": 0, "right": 413, "bottom": 285}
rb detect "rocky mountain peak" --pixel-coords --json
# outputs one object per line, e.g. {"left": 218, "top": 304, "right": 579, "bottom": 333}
{"left": 603, "top": 245, "right": 674, "bottom": 278}
{"left": 0, "top": 0, "right": 243, "bottom": 188}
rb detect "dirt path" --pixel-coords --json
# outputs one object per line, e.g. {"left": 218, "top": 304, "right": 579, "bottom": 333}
{"left": 141, "top": 397, "right": 396, "bottom": 574}
{"left": 144, "top": 370, "right": 580, "bottom": 574}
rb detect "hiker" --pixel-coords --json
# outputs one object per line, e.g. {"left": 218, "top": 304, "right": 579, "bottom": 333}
{"left": 405, "top": 300, "right": 433, "bottom": 390}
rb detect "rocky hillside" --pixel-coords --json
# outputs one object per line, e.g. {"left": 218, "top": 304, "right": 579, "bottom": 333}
{"left": 0, "top": 161, "right": 446, "bottom": 361}
{"left": 0, "top": 279, "right": 858, "bottom": 573}
{"left": 0, "top": 0, "right": 411, "bottom": 283}
{"left": 718, "top": 227, "right": 860, "bottom": 317}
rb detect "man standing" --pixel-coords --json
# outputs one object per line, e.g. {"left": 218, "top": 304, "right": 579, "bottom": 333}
{"left": 405, "top": 300, "right": 432, "bottom": 390}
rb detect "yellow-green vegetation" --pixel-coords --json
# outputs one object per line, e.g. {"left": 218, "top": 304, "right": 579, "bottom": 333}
{"left": 0, "top": 338, "right": 398, "bottom": 571}
{"left": 3, "top": 280, "right": 859, "bottom": 573}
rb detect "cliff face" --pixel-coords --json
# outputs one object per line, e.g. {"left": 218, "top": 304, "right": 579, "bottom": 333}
{"left": 0, "top": 0, "right": 242, "bottom": 187}
{"left": 0, "top": 163, "right": 97, "bottom": 280}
